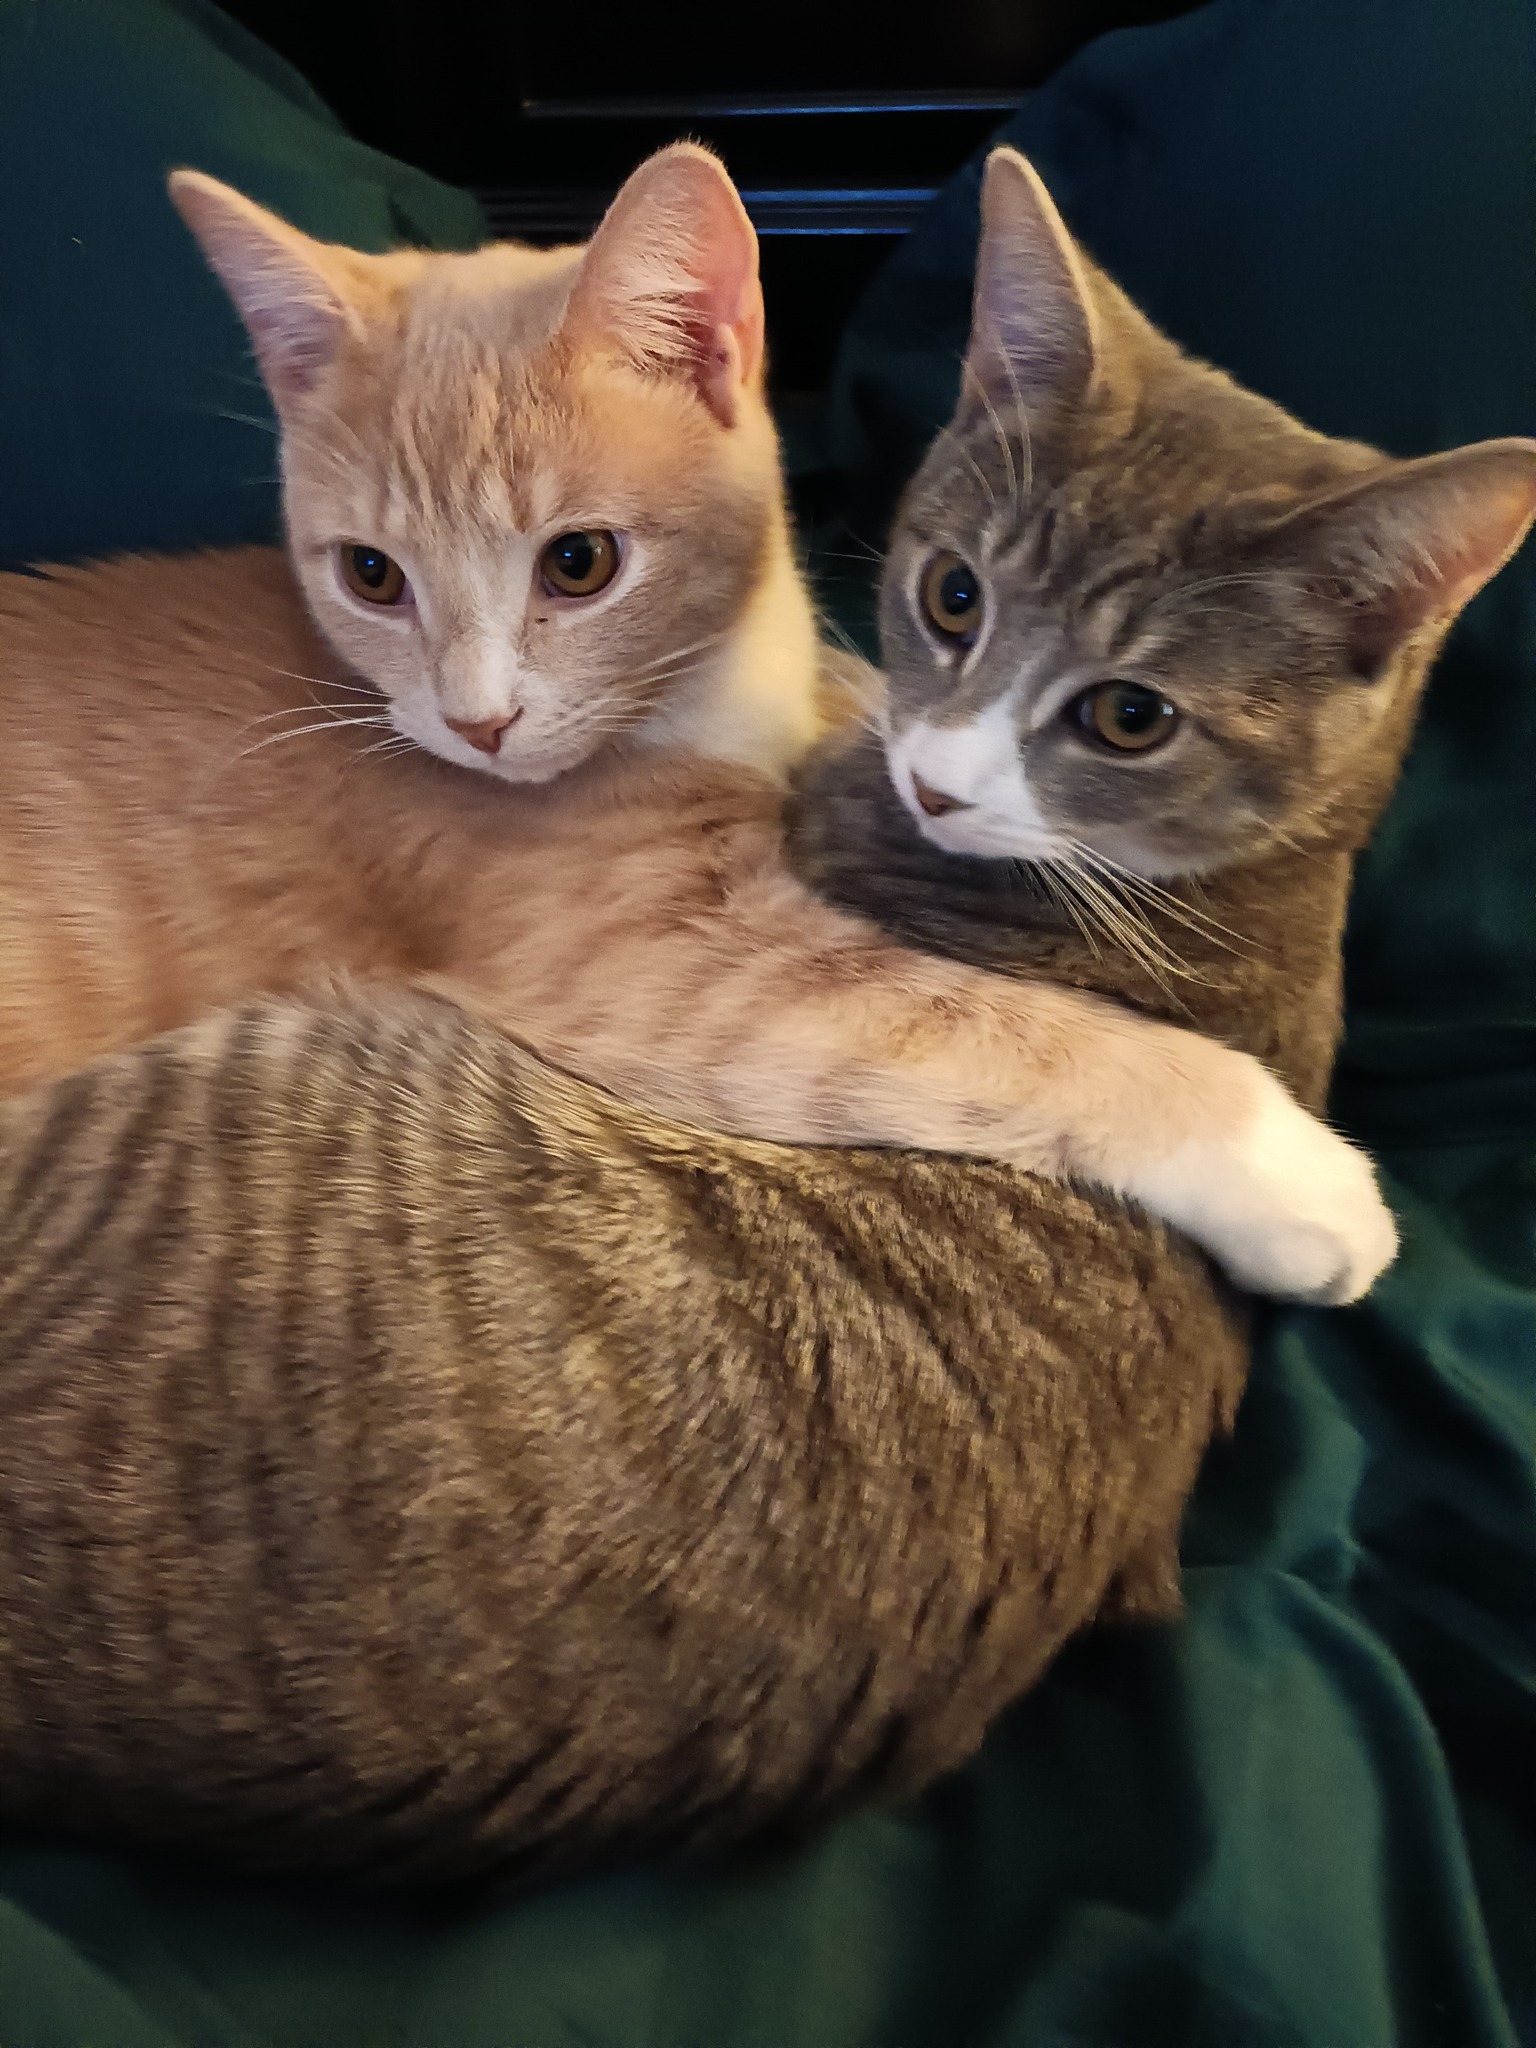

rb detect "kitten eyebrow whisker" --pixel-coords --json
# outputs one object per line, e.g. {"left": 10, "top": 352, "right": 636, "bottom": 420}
{"left": 1141, "top": 571, "right": 1278, "bottom": 622}
{"left": 199, "top": 406, "right": 281, "bottom": 439}
{"left": 961, "top": 351, "right": 1023, "bottom": 528}
{"left": 992, "top": 343, "right": 1036, "bottom": 514}
{"left": 934, "top": 411, "right": 1000, "bottom": 515}
{"left": 818, "top": 536, "right": 884, "bottom": 565}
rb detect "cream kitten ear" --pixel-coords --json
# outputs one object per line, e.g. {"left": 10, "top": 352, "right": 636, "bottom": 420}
{"left": 1268, "top": 438, "right": 1536, "bottom": 676}
{"left": 560, "top": 144, "right": 763, "bottom": 428}
{"left": 169, "top": 170, "right": 364, "bottom": 402}
{"left": 963, "top": 146, "right": 1099, "bottom": 416}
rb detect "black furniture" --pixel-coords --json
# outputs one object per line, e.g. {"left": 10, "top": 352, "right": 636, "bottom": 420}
{"left": 218, "top": 0, "right": 1200, "bottom": 392}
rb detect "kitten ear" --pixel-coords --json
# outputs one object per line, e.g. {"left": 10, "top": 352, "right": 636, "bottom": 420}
{"left": 1267, "top": 438, "right": 1536, "bottom": 677}
{"left": 963, "top": 146, "right": 1099, "bottom": 415}
{"left": 559, "top": 144, "right": 763, "bottom": 428}
{"left": 169, "top": 170, "right": 364, "bottom": 403}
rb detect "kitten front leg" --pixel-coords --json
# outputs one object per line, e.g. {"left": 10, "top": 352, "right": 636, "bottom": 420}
{"left": 435, "top": 842, "right": 1396, "bottom": 1305}
{"left": 554, "top": 980, "right": 1395, "bottom": 1306}
{"left": 1120, "top": 1069, "right": 1396, "bottom": 1305}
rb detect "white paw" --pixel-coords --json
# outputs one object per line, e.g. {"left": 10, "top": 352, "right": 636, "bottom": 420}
{"left": 1135, "top": 1075, "right": 1398, "bottom": 1305}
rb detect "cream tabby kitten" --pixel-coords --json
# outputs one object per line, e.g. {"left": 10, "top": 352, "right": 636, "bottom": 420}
{"left": 0, "top": 148, "right": 1420, "bottom": 1300}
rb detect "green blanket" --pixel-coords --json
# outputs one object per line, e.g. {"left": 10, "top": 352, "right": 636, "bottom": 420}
{"left": 1, "top": 1, "right": 1532, "bottom": 2041}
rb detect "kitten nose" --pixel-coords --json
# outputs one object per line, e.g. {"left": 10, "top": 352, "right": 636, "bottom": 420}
{"left": 911, "top": 771, "right": 974, "bottom": 818}
{"left": 446, "top": 709, "right": 522, "bottom": 756}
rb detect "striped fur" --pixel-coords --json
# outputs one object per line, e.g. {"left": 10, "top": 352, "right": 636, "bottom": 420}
{"left": 0, "top": 986, "right": 1243, "bottom": 1884}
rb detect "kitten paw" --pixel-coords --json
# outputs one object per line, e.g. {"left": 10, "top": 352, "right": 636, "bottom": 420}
{"left": 1136, "top": 1077, "right": 1398, "bottom": 1304}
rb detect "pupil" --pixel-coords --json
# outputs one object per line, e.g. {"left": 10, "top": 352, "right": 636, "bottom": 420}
{"left": 353, "top": 547, "right": 388, "bottom": 588}
{"left": 1111, "top": 685, "right": 1161, "bottom": 733}
{"left": 557, "top": 534, "right": 595, "bottom": 580}
{"left": 939, "top": 565, "right": 977, "bottom": 616}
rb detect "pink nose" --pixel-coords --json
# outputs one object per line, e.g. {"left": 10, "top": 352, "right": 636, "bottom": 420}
{"left": 911, "top": 771, "right": 973, "bottom": 818}
{"left": 446, "top": 710, "right": 521, "bottom": 757}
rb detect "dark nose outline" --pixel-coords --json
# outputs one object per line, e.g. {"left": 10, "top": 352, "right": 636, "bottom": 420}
{"left": 910, "top": 771, "right": 974, "bottom": 818}
{"left": 446, "top": 707, "right": 524, "bottom": 757}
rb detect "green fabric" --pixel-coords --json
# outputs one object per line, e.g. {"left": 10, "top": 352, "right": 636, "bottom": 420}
{"left": 2, "top": 0, "right": 1533, "bottom": 2041}
{"left": 0, "top": 0, "right": 483, "bottom": 573}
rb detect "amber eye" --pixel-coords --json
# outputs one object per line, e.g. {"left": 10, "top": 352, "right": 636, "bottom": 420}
{"left": 540, "top": 529, "right": 619, "bottom": 598}
{"left": 1072, "top": 680, "right": 1181, "bottom": 753}
{"left": 919, "top": 551, "right": 983, "bottom": 640}
{"left": 339, "top": 543, "right": 408, "bottom": 606}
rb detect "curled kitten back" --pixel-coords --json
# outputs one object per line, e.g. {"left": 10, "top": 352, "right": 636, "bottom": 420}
{"left": 881, "top": 147, "right": 1536, "bottom": 885}
{"left": 0, "top": 981, "right": 1252, "bottom": 1885}
{"left": 169, "top": 146, "right": 820, "bottom": 787}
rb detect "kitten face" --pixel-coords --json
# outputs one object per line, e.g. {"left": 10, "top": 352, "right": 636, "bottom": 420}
{"left": 283, "top": 288, "right": 777, "bottom": 783}
{"left": 880, "top": 450, "right": 1383, "bottom": 878}
{"left": 879, "top": 149, "right": 1536, "bottom": 879}
{"left": 173, "top": 150, "right": 785, "bottom": 785}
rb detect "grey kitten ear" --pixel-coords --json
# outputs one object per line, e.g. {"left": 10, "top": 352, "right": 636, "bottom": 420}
{"left": 169, "top": 171, "right": 365, "bottom": 403}
{"left": 1267, "top": 438, "right": 1536, "bottom": 677}
{"left": 559, "top": 144, "right": 763, "bottom": 429}
{"left": 962, "top": 147, "right": 1100, "bottom": 416}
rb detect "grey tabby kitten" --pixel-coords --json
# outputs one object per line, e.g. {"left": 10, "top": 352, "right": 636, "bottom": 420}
{"left": 0, "top": 149, "right": 1530, "bottom": 1886}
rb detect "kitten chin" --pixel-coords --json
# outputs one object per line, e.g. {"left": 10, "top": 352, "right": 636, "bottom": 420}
{"left": 173, "top": 146, "right": 824, "bottom": 794}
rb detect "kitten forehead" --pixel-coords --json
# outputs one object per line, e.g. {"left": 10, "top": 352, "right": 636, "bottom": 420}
{"left": 402, "top": 242, "right": 584, "bottom": 357}
{"left": 311, "top": 318, "right": 736, "bottom": 545}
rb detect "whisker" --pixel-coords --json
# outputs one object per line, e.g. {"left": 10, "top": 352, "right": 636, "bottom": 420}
{"left": 815, "top": 547, "right": 887, "bottom": 569}
{"left": 1141, "top": 571, "right": 1279, "bottom": 622}
{"left": 261, "top": 664, "right": 384, "bottom": 700}
{"left": 1066, "top": 840, "right": 1249, "bottom": 954}
{"left": 231, "top": 714, "right": 395, "bottom": 765}
{"left": 1056, "top": 858, "right": 1174, "bottom": 976}
{"left": 1033, "top": 862, "right": 1104, "bottom": 961}
{"left": 993, "top": 343, "right": 1035, "bottom": 515}
{"left": 1045, "top": 850, "right": 1201, "bottom": 999}
{"left": 235, "top": 698, "right": 383, "bottom": 733}
{"left": 625, "top": 631, "right": 730, "bottom": 680}
{"left": 339, "top": 733, "right": 423, "bottom": 778}
{"left": 199, "top": 406, "right": 281, "bottom": 438}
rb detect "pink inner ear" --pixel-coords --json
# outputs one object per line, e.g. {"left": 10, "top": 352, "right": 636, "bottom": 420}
{"left": 694, "top": 323, "right": 748, "bottom": 429}
{"left": 1340, "top": 536, "right": 1499, "bottom": 678}
{"left": 563, "top": 148, "right": 764, "bottom": 425}
{"left": 245, "top": 283, "right": 348, "bottom": 399}
{"left": 1294, "top": 450, "right": 1536, "bottom": 677}
{"left": 170, "top": 173, "right": 357, "bottom": 404}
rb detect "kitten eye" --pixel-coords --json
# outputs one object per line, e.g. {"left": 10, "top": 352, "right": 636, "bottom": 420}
{"left": 541, "top": 529, "right": 619, "bottom": 598}
{"left": 1071, "top": 681, "right": 1182, "bottom": 753}
{"left": 339, "top": 543, "right": 409, "bottom": 606}
{"left": 920, "top": 551, "right": 983, "bottom": 640}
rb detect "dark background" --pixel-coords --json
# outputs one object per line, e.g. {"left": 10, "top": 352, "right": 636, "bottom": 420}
{"left": 217, "top": 0, "right": 1201, "bottom": 392}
